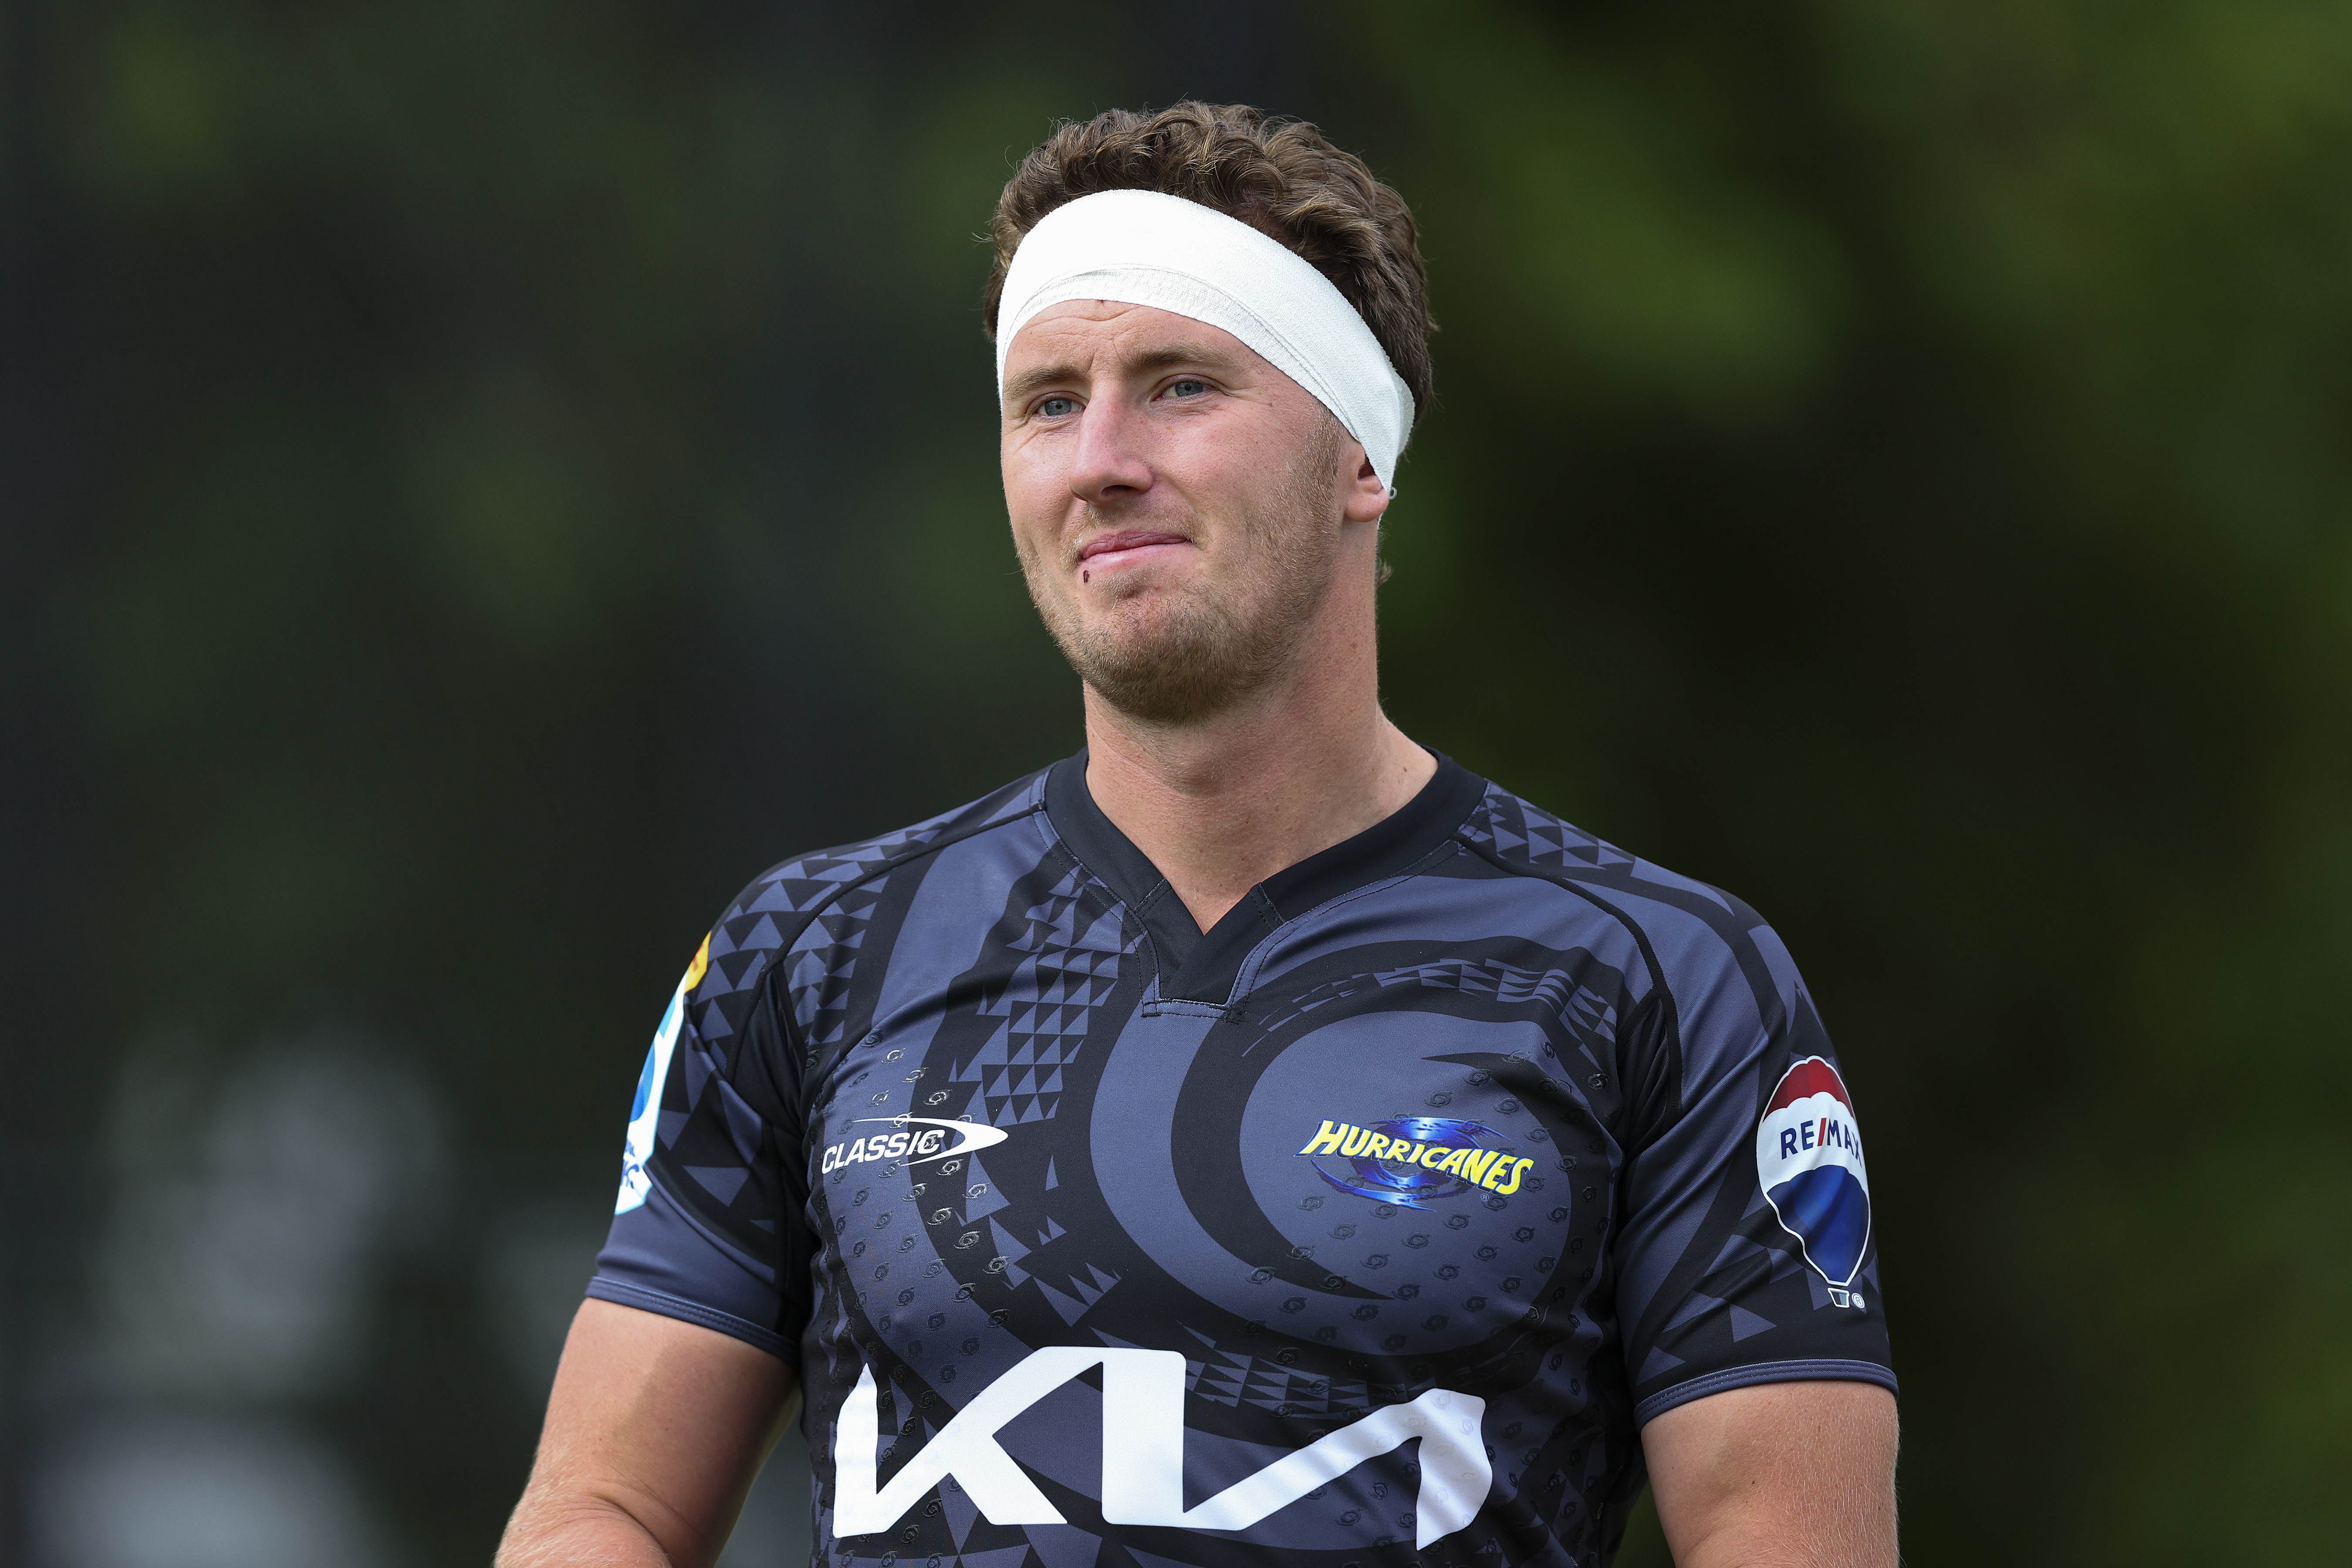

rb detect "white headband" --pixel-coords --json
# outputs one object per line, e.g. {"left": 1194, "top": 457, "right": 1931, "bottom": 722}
{"left": 994, "top": 189, "right": 1416, "bottom": 493}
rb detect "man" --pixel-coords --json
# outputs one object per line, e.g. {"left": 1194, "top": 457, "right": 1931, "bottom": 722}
{"left": 498, "top": 103, "right": 1897, "bottom": 1568}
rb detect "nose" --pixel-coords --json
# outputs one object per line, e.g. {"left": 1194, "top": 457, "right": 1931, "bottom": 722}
{"left": 1066, "top": 397, "right": 1155, "bottom": 506}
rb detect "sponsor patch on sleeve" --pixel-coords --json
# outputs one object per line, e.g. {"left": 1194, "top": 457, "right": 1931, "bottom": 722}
{"left": 614, "top": 934, "right": 711, "bottom": 1215}
{"left": 1753, "top": 1056, "right": 1872, "bottom": 1305}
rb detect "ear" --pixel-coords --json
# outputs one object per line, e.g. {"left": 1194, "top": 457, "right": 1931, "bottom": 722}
{"left": 1341, "top": 445, "right": 1390, "bottom": 524}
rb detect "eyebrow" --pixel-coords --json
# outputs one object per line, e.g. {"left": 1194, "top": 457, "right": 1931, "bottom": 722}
{"left": 1002, "top": 339, "right": 1244, "bottom": 411}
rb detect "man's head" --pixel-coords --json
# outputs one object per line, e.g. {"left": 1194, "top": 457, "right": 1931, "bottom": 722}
{"left": 985, "top": 104, "right": 1435, "bottom": 415}
{"left": 988, "top": 105, "right": 1433, "bottom": 727}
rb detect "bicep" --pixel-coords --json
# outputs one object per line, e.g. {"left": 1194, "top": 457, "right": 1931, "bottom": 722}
{"left": 1641, "top": 1380, "right": 1898, "bottom": 1568}
{"left": 515, "top": 1298, "right": 801, "bottom": 1568}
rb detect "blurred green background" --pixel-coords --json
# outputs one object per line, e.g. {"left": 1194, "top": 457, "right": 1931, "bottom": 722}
{"left": 5, "top": 1, "right": 2348, "bottom": 1564}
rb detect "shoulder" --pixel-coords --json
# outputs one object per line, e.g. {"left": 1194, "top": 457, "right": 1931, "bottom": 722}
{"left": 691, "top": 767, "right": 1051, "bottom": 1004}
{"left": 1454, "top": 779, "right": 1800, "bottom": 1014}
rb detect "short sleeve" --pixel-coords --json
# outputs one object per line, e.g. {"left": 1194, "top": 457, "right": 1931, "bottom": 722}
{"left": 1610, "top": 906, "right": 1895, "bottom": 1426}
{"left": 585, "top": 923, "right": 816, "bottom": 1367}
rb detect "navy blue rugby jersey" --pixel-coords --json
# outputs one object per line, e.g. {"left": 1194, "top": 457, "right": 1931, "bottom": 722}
{"left": 589, "top": 754, "right": 1893, "bottom": 1568}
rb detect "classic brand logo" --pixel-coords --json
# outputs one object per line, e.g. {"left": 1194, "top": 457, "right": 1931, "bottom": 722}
{"left": 1297, "top": 1116, "right": 1532, "bottom": 1207}
{"left": 835, "top": 1348, "right": 1490, "bottom": 1548}
{"left": 822, "top": 1117, "right": 1008, "bottom": 1174}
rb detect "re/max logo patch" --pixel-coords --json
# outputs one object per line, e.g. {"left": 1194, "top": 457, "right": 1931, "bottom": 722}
{"left": 1774, "top": 1115, "right": 1860, "bottom": 1160}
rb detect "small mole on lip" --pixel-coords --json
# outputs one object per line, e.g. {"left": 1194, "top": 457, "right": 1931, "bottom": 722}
{"left": 1082, "top": 570, "right": 1091, "bottom": 584}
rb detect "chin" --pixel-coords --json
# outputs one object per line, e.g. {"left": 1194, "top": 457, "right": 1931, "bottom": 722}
{"left": 1084, "top": 665, "right": 1250, "bottom": 726}
{"left": 1068, "top": 584, "right": 1190, "bottom": 647}
{"left": 1071, "top": 609, "right": 1288, "bottom": 727}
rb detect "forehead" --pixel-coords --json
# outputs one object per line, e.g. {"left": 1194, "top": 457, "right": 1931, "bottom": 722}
{"left": 1003, "top": 299, "right": 1270, "bottom": 378}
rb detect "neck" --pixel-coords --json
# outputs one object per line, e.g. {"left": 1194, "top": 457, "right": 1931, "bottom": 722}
{"left": 1081, "top": 602, "right": 1434, "bottom": 932}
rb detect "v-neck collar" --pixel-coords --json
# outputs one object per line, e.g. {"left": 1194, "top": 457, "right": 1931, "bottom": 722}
{"left": 1044, "top": 748, "right": 1489, "bottom": 1007}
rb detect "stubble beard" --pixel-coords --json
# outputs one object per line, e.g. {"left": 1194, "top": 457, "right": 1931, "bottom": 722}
{"left": 1021, "top": 428, "right": 1345, "bottom": 726}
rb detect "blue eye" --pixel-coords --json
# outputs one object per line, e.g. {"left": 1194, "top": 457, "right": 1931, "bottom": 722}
{"left": 1167, "top": 378, "right": 1207, "bottom": 398}
{"left": 1037, "top": 395, "right": 1078, "bottom": 419}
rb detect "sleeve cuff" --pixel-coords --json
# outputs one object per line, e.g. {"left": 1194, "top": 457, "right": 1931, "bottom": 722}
{"left": 583, "top": 1278, "right": 798, "bottom": 1365}
{"left": 1633, "top": 1358, "right": 1898, "bottom": 1427}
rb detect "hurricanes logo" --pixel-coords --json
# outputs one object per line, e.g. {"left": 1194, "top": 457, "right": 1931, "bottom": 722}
{"left": 1297, "top": 1116, "right": 1533, "bottom": 1207}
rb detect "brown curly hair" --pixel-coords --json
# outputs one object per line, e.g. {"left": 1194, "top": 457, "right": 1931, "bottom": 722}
{"left": 983, "top": 103, "right": 1434, "bottom": 415}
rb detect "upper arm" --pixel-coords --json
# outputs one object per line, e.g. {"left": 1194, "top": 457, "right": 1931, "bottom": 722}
{"left": 1641, "top": 1379, "right": 1898, "bottom": 1568}
{"left": 504, "top": 912, "right": 821, "bottom": 1566}
{"left": 1607, "top": 898, "right": 1896, "bottom": 1424}
{"left": 606, "top": 925, "right": 815, "bottom": 1358}
{"left": 503, "top": 1298, "right": 801, "bottom": 1568}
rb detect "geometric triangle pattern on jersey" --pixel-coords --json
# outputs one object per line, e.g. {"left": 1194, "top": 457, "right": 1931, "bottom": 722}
{"left": 1461, "top": 785, "right": 1639, "bottom": 875}
{"left": 716, "top": 787, "right": 1037, "bottom": 1050}
{"left": 962, "top": 863, "right": 1132, "bottom": 1125}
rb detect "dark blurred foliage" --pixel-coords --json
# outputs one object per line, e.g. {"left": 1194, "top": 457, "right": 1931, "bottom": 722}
{"left": 4, "top": 0, "right": 2348, "bottom": 1563}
